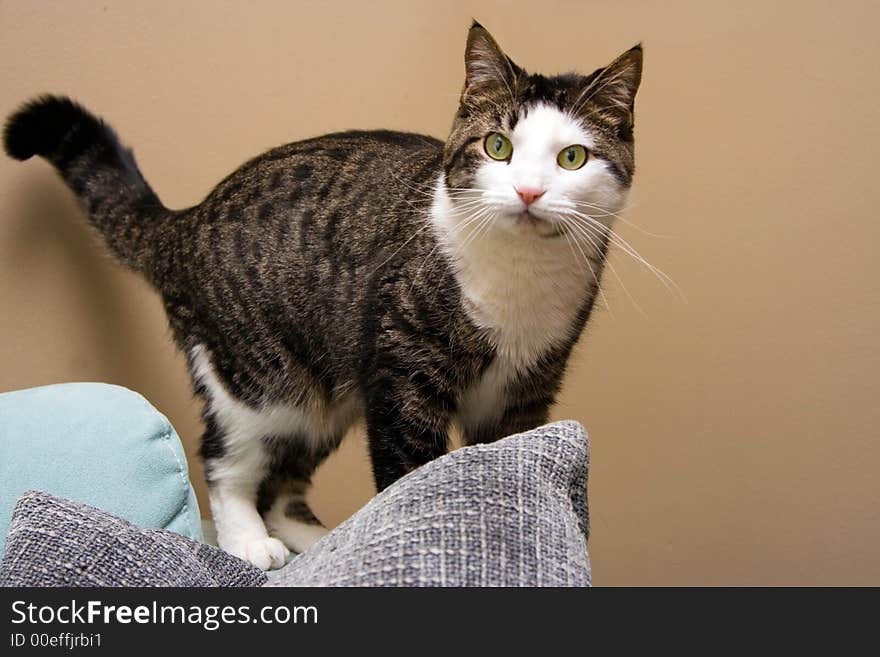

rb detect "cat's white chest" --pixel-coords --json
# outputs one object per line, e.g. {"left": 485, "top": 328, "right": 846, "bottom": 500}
{"left": 431, "top": 184, "right": 590, "bottom": 428}
{"left": 452, "top": 226, "right": 586, "bottom": 366}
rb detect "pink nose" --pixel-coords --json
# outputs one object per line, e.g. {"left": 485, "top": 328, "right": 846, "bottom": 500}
{"left": 516, "top": 188, "right": 545, "bottom": 206}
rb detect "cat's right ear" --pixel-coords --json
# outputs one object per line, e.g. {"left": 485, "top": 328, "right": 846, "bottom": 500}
{"left": 462, "top": 21, "right": 520, "bottom": 104}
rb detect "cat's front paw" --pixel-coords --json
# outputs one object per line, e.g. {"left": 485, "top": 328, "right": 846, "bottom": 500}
{"left": 225, "top": 535, "right": 289, "bottom": 571}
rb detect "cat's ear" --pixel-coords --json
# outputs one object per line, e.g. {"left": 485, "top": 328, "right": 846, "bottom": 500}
{"left": 462, "top": 21, "right": 520, "bottom": 103}
{"left": 581, "top": 44, "right": 643, "bottom": 135}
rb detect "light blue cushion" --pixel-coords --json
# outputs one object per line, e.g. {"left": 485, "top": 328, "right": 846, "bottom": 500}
{"left": 0, "top": 383, "right": 201, "bottom": 555}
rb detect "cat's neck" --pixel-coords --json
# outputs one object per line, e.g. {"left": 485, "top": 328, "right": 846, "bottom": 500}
{"left": 429, "top": 178, "right": 600, "bottom": 373}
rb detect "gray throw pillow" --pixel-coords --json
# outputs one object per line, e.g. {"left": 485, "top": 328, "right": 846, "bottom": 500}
{"left": 0, "top": 421, "right": 590, "bottom": 587}
{"left": 0, "top": 491, "right": 266, "bottom": 587}
{"left": 268, "top": 420, "right": 591, "bottom": 587}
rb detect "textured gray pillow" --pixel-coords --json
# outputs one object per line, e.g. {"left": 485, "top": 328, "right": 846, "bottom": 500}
{"left": 268, "top": 420, "right": 591, "bottom": 587}
{"left": 0, "top": 421, "right": 590, "bottom": 587}
{"left": 0, "top": 491, "right": 266, "bottom": 587}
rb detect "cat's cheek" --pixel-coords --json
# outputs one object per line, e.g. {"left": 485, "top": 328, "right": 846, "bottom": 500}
{"left": 569, "top": 161, "right": 629, "bottom": 214}
{"left": 474, "top": 159, "right": 504, "bottom": 187}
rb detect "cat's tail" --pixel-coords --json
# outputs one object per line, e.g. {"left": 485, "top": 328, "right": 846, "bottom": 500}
{"left": 3, "top": 95, "right": 168, "bottom": 275}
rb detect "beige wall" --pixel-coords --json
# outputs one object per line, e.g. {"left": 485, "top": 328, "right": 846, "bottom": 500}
{"left": 2, "top": 1, "right": 878, "bottom": 585}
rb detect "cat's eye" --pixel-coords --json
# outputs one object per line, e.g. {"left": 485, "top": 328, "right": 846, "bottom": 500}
{"left": 484, "top": 133, "right": 513, "bottom": 161}
{"left": 557, "top": 145, "right": 589, "bottom": 170}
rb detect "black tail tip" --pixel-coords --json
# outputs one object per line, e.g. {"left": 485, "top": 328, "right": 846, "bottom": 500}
{"left": 3, "top": 95, "right": 91, "bottom": 161}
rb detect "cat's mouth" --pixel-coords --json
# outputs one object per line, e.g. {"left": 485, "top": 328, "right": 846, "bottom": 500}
{"left": 515, "top": 210, "right": 564, "bottom": 238}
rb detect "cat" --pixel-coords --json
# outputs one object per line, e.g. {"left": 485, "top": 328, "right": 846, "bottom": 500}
{"left": 3, "top": 22, "right": 642, "bottom": 570}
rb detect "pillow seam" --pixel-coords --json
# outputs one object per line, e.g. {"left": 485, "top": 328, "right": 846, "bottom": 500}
{"left": 156, "top": 424, "right": 197, "bottom": 540}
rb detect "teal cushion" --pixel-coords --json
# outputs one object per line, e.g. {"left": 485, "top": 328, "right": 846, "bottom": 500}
{"left": 0, "top": 383, "right": 202, "bottom": 555}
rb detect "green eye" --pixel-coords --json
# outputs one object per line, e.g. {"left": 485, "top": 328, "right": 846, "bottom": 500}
{"left": 484, "top": 133, "right": 513, "bottom": 161}
{"left": 557, "top": 145, "right": 589, "bottom": 170}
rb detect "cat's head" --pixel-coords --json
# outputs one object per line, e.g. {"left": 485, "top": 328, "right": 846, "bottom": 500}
{"left": 442, "top": 22, "right": 642, "bottom": 238}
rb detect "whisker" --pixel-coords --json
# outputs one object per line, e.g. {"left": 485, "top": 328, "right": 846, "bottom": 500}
{"left": 567, "top": 199, "right": 667, "bottom": 238}
{"left": 456, "top": 209, "right": 497, "bottom": 254}
{"left": 407, "top": 206, "right": 494, "bottom": 297}
{"left": 562, "top": 216, "right": 647, "bottom": 317}
{"left": 557, "top": 215, "right": 613, "bottom": 317}
{"left": 568, "top": 210, "right": 686, "bottom": 302}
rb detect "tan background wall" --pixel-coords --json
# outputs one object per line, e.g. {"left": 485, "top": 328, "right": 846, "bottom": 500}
{"left": 1, "top": 0, "right": 878, "bottom": 585}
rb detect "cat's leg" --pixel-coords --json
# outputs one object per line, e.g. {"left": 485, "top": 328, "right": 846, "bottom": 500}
{"left": 461, "top": 376, "right": 554, "bottom": 446}
{"left": 259, "top": 435, "right": 341, "bottom": 554}
{"left": 364, "top": 382, "right": 452, "bottom": 492}
{"left": 462, "top": 400, "right": 551, "bottom": 445}
{"left": 191, "top": 344, "right": 290, "bottom": 570}
{"left": 201, "top": 416, "right": 289, "bottom": 571}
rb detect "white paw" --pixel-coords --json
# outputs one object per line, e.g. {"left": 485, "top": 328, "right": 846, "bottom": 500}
{"left": 225, "top": 535, "right": 289, "bottom": 571}
{"left": 266, "top": 517, "right": 329, "bottom": 554}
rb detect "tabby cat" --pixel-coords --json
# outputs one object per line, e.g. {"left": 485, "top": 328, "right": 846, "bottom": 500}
{"left": 3, "top": 23, "right": 642, "bottom": 569}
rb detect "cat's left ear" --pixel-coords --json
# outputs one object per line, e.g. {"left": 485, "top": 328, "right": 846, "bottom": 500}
{"left": 462, "top": 21, "right": 521, "bottom": 104}
{"left": 581, "top": 44, "right": 643, "bottom": 135}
